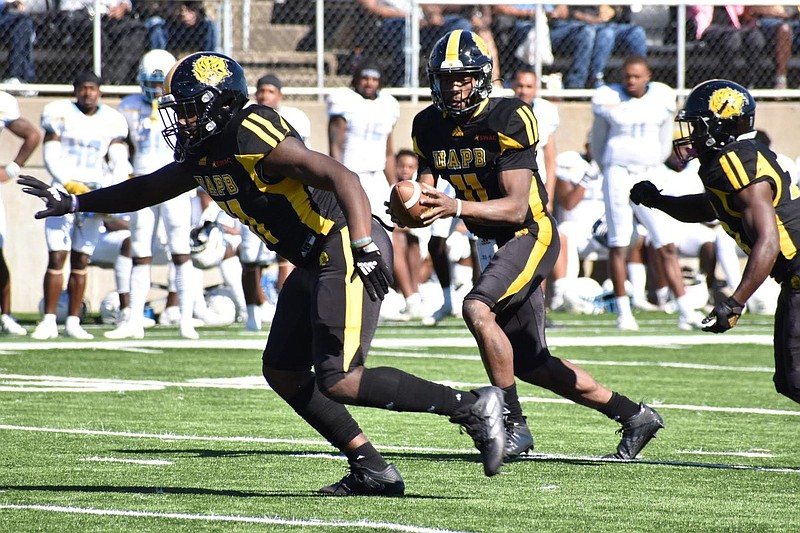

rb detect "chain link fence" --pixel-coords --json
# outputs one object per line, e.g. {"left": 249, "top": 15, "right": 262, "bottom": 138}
{"left": 1, "top": 1, "right": 799, "bottom": 95}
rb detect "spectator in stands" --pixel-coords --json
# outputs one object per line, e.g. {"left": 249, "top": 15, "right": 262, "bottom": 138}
{"left": 0, "top": 0, "right": 35, "bottom": 84}
{"left": 0, "top": 88, "right": 40, "bottom": 336}
{"left": 688, "top": 5, "right": 766, "bottom": 89}
{"left": 588, "top": 5, "right": 647, "bottom": 87}
{"left": 492, "top": 4, "right": 553, "bottom": 83}
{"left": 139, "top": 0, "right": 217, "bottom": 53}
{"left": 743, "top": 5, "right": 792, "bottom": 89}
{"left": 356, "top": 0, "right": 471, "bottom": 86}
{"left": 547, "top": 5, "right": 598, "bottom": 89}
{"left": 58, "top": 0, "right": 147, "bottom": 85}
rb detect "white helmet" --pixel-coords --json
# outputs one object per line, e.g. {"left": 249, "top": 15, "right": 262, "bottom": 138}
{"left": 138, "top": 49, "right": 177, "bottom": 102}
{"left": 190, "top": 221, "right": 227, "bottom": 270}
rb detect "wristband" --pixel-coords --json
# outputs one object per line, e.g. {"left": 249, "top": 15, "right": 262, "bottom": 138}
{"left": 455, "top": 198, "right": 462, "bottom": 218}
{"left": 359, "top": 242, "right": 380, "bottom": 254}
{"left": 70, "top": 194, "right": 79, "bottom": 213}
{"left": 351, "top": 236, "right": 373, "bottom": 249}
{"left": 4, "top": 162, "right": 19, "bottom": 178}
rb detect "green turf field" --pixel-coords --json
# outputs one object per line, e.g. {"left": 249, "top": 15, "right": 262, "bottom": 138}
{"left": 1, "top": 311, "right": 798, "bottom": 532}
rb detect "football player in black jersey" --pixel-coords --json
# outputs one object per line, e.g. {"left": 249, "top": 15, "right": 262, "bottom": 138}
{"left": 402, "top": 30, "right": 665, "bottom": 460}
{"left": 18, "top": 51, "right": 509, "bottom": 494}
{"left": 632, "top": 79, "right": 800, "bottom": 405}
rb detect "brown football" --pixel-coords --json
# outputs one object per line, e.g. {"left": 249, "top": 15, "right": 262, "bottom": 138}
{"left": 389, "top": 180, "right": 428, "bottom": 228}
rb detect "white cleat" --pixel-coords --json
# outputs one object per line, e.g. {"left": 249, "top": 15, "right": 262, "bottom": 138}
{"left": 678, "top": 311, "right": 706, "bottom": 331}
{"left": 104, "top": 321, "right": 144, "bottom": 339}
{"left": 616, "top": 315, "right": 640, "bottom": 331}
{"left": 421, "top": 303, "right": 454, "bottom": 326}
{"left": 179, "top": 321, "right": 199, "bottom": 340}
{"left": 0, "top": 314, "right": 27, "bottom": 336}
{"left": 31, "top": 320, "right": 59, "bottom": 340}
{"left": 158, "top": 306, "right": 181, "bottom": 326}
{"left": 65, "top": 321, "right": 94, "bottom": 340}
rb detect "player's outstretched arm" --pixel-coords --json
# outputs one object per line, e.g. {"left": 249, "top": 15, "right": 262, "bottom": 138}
{"left": 19, "top": 163, "right": 195, "bottom": 219}
{"left": 630, "top": 181, "right": 716, "bottom": 223}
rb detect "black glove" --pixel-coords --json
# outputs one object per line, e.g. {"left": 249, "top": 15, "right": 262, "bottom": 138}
{"left": 351, "top": 241, "right": 392, "bottom": 301}
{"left": 630, "top": 181, "right": 662, "bottom": 207}
{"left": 702, "top": 296, "right": 744, "bottom": 333}
{"left": 18, "top": 175, "right": 78, "bottom": 219}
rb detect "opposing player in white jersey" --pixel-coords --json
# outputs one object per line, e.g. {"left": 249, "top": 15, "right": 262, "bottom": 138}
{"left": 105, "top": 49, "right": 198, "bottom": 339}
{"left": 0, "top": 90, "right": 41, "bottom": 336}
{"left": 591, "top": 56, "right": 704, "bottom": 331}
{"left": 511, "top": 68, "right": 560, "bottom": 212}
{"left": 327, "top": 60, "right": 400, "bottom": 228}
{"left": 32, "top": 72, "right": 131, "bottom": 340}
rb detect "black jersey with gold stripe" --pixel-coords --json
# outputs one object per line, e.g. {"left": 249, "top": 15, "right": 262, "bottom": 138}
{"left": 180, "top": 104, "right": 346, "bottom": 267}
{"left": 412, "top": 97, "right": 547, "bottom": 242}
{"left": 699, "top": 136, "right": 800, "bottom": 280}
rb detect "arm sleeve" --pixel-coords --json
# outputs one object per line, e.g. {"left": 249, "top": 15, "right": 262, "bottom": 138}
{"left": 77, "top": 163, "right": 196, "bottom": 214}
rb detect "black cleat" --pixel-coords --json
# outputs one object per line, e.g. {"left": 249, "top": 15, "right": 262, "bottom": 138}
{"left": 604, "top": 403, "right": 664, "bottom": 460}
{"left": 450, "top": 386, "right": 506, "bottom": 476}
{"left": 318, "top": 463, "right": 405, "bottom": 496}
{"left": 505, "top": 417, "right": 534, "bottom": 458}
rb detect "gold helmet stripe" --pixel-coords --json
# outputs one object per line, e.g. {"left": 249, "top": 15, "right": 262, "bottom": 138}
{"left": 444, "top": 30, "right": 464, "bottom": 66}
{"left": 163, "top": 55, "right": 189, "bottom": 94}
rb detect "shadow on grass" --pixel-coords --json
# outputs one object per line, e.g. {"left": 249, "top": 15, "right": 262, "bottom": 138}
{"left": 0, "top": 484, "right": 447, "bottom": 499}
{"left": 516, "top": 454, "right": 800, "bottom": 473}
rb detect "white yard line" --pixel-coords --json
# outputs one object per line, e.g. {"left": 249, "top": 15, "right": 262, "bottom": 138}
{"left": 0, "top": 333, "right": 776, "bottom": 353}
{"left": 0, "top": 505, "right": 471, "bottom": 533}
{"left": 80, "top": 456, "right": 174, "bottom": 465}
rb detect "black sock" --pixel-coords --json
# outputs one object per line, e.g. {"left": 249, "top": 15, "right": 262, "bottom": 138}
{"left": 502, "top": 383, "right": 524, "bottom": 422}
{"left": 357, "top": 367, "right": 474, "bottom": 415}
{"left": 348, "top": 442, "right": 388, "bottom": 471}
{"left": 599, "top": 392, "right": 640, "bottom": 421}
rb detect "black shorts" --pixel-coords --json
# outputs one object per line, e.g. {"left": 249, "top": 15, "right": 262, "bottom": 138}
{"left": 774, "top": 272, "right": 800, "bottom": 399}
{"left": 262, "top": 219, "right": 391, "bottom": 390}
{"left": 465, "top": 228, "right": 560, "bottom": 375}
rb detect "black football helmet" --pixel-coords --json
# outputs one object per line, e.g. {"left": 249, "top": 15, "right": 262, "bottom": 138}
{"left": 673, "top": 79, "right": 756, "bottom": 164}
{"left": 158, "top": 52, "right": 249, "bottom": 161}
{"left": 427, "top": 30, "right": 493, "bottom": 120}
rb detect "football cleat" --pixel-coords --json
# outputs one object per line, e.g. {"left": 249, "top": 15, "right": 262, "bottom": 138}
{"left": 616, "top": 314, "right": 639, "bottom": 331}
{"left": 159, "top": 306, "right": 181, "bottom": 326}
{"left": 179, "top": 321, "right": 199, "bottom": 340}
{"left": 504, "top": 417, "right": 534, "bottom": 458}
{"left": 104, "top": 321, "right": 144, "bottom": 340}
{"left": 318, "top": 463, "right": 405, "bottom": 496}
{"left": 64, "top": 319, "right": 93, "bottom": 340}
{"left": 450, "top": 386, "right": 506, "bottom": 476}
{"left": 0, "top": 314, "right": 27, "bottom": 336}
{"left": 421, "top": 303, "right": 454, "bottom": 326}
{"left": 31, "top": 319, "right": 58, "bottom": 340}
{"left": 604, "top": 403, "right": 664, "bottom": 460}
{"left": 677, "top": 311, "right": 706, "bottom": 331}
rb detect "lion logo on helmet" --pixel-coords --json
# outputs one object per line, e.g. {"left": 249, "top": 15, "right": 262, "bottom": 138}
{"left": 192, "top": 55, "right": 232, "bottom": 86}
{"left": 708, "top": 87, "right": 747, "bottom": 119}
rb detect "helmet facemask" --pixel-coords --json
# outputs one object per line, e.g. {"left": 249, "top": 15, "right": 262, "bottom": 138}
{"left": 429, "top": 62, "right": 492, "bottom": 120}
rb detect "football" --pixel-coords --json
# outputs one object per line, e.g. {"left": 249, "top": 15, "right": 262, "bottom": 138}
{"left": 389, "top": 180, "right": 429, "bottom": 228}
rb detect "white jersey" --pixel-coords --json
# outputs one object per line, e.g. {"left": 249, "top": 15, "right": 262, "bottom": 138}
{"left": 0, "top": 90, "right": 20, "bottom": 245}
{"left": 554, "top": 150, "right": 604, "bottom": 225}
{"left": 118, "top": 94, "right": 174, "bottom": 176}
{"left": 592, "top": 82, "right": 675, "bottom": 168}
{"left": 532, "top": 96, "right": 559, "bottom": 183}
{"left": 41, "top": 99, "right": 128, "bottom": 186}
{"left": 326, "top": 88, "right": 399, "bottom": 173}
{"left": 0, "top": 90, "right": 20, "bottom": 128}
{"left": 277, "top": 105, "right": 312, "bottom": 146}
